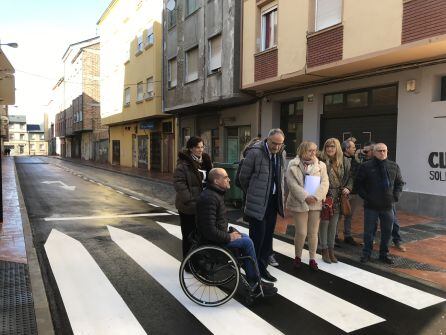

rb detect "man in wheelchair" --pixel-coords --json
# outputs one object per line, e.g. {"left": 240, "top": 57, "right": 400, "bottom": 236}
{"left": 194, "top": 168, "right": 278, "bottom": 298}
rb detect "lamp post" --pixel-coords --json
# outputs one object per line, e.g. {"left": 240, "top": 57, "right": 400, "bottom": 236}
{"left": 0, "top": 41, "right": 18, "bottom": 224}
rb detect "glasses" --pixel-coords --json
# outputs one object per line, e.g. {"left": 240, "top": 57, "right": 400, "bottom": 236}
{"left": 268, "top": 140, "right": 284, "bottom": 147}
{"left": 375, "top": 149, "right": 387, "bottom": 153}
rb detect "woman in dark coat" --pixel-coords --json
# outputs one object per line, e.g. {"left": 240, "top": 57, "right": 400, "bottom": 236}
{"left": 173, "top": 136, "right": 213, "bottom": 258}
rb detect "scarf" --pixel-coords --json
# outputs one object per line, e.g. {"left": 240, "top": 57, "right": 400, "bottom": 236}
{"left": 191, "top": 153, "right": 203, "bottom": 164}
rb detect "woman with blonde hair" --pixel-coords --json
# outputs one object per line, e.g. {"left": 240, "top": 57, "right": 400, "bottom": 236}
{"left": 320, "top": 138, "right": 353, "bottom": 263}
{"left": 286, "top": 141, "right": 329, "bottom": 271}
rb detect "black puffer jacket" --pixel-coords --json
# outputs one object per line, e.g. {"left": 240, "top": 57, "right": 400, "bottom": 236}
{"left": 196, "top": 185, "right": 231, "bottom": 245}
{"left": 173, "top": 151, "right": 212, "bottom": 214}
{"left": 355, "top": 158, "right": 404, "bottom": 211}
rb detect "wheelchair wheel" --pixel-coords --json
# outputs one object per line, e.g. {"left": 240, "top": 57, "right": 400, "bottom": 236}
{"left": 179, "top": 245, "right": 240, "bottom": 307}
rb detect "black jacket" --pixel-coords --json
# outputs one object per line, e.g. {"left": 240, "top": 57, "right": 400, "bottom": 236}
{"left": 173, "top": 151, "right": 212, "bottom": 214}
{"left": 355, "top": 158, "right": 404, "bottom": 210}
{"left": 196, "top": 185, "right": 231, "bottom": 244}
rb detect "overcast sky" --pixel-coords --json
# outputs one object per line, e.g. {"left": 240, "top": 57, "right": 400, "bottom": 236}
{"left": 1, "top": 0, "right": 110, "bottom": 124}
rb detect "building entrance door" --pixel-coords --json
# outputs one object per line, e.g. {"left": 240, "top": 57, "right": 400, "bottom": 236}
{"left": 132, "top": 134, "right": 138, "bottom": 167}
{"left": 112, "top": 140, "right": 120, "bottom": 165}
{"left": 150, "top": 132, "right": 161, "bottom": 171}
{"left": 138, "top": 135, "right": 148, "bottom": 169}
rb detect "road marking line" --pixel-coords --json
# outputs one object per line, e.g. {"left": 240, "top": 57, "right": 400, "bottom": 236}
{"left": 44, "top": 213, "right": 173, "bottom": 221}
{"left": 166, "top": 210, "right": 179, "bottom": 215}
{"left": 116, "top": 191, "right": 124, "bottom": 195}
{"left": 45, "top": 229, "right": 146, "bottom": 335}
{"left": 129, "top": 196, "right": 141, "bottom": 201}
{"left": 108, "top": 226, "right": 283, "bottom": 335}
{"left": 148, "top": 203, "right": 160, "bottom": 208}
{"left": 155, "top": 221, "right": 385, "bottom": 332}
{"left": 230, "top": 223, "right": 445, "bottom": 310}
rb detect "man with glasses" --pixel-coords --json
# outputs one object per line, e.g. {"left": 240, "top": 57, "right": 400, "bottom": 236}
{"left": 355, "top": 143, "right": 404, "bottom": 264}
{"left": 238, "top": 129, "right": 286, "bottom": 282}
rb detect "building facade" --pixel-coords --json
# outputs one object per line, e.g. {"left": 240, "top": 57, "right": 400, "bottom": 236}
{"left": 98, "top": 0, "right": 175, "bottom": 171}
{"left": 241, "top": 0, "right": 446, "bottom": 217}
{"left": 4, "top": 115, "right": 28, "bottom": 155}
{"left": 27, "top": 124, "right": 48, "bottom": 156}
{"left": 163, "top": 0, "right": 257, "bottom": 163}
{"left": 55, "top": 37, "right": 107, "bottom": 161}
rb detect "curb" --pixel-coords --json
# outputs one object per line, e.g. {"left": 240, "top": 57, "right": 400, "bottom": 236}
{"left": 14, "top": 159, "right": 55, "bottom": 335}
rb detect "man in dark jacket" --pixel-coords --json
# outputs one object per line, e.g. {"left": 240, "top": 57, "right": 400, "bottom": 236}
{"left": 238, "top": 129, "right": 286, "bottom": 282}
{"left": 196, "top": 168, "right": 277, "bottom": 296}
{"left": 355, "top": 143, "right": 404, "bottom": 264}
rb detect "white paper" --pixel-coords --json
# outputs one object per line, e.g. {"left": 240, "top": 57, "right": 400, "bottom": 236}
{"left": 304, "top": 175, "right": 321, "bottom": 196}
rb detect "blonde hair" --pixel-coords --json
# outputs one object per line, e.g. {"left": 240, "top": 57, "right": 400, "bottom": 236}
{"left": 322, "top": 138, "right": 343, "bottom": 168}
{"left": 296, "top": 141, "right": 318, "bottom": 158}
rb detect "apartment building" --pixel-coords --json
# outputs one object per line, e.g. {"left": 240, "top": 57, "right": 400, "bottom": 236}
{"left": 4, "top": 115, "right": 28, "bottom": 155}
{"left": 54, "top": 37, "right": 107, "bottom": 160}
{"left": 98, "top": 0, "right": 175, "bottom": 171}
{"left": 163, "top": 0, "right": 256, "bottom": 163}
{"left": 241, "top": 0, "right": 446, "bottom": 216}
{"left": 27, "top": 124, "right": 48, "bottom": 156}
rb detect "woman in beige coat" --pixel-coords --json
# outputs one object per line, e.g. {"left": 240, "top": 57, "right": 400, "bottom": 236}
{"left": 286, "top": 141, "right": 329, "bottom": 271}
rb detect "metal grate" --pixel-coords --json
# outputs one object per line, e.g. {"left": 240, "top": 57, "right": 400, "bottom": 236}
{"left": 0, "top": 261, "right": 38, "bottom": 335}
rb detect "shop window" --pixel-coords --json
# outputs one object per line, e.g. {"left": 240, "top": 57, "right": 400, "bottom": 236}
{"left": 209, "top": 34, "right": 222, "bottom": 73}
{"left": 372, "top": 86, "right": 397, "bottom": 106}
{"left": 137, "top": 82, "right": 144, "bottom": 102}
{"left": 346, "top": 91, "right": 368, "bottom": 108}
{"left": 261, "top": 7, "right": 277, "bottom": 51}
{"left": 185, "top": 0, "right": 200, "bottom": 16}
{"left": 280, "top": 99, "right": 303, "bottom": 157}
{"left": 315, "top": 0, "right": 342, "bottom": 31}
{"left": 124, "top": 87, "right": 131, "bottom": 106}
{"left": 185, "top": 47, "right": 198, "bottom": 83}
{"left": 168, "top": 58, "right": 177, "bottom": 88}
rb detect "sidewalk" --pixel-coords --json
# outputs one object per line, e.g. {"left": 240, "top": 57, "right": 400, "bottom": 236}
{"left": 1, "top": 156, "right": 53, "bottom": 335}
{"left": 55, "top": 156, "right": 446, "bottom": 290}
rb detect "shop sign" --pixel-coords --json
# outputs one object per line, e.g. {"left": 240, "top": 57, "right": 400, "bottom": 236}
{"left": 139, "top": 120, "right": 156, "bottom": 130}
{"left": 428, "top": 152, "right": 446, "bottom": 181}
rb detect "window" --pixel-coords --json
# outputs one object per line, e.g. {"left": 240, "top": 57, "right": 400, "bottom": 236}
{"left": 168, "top": 58, "right": 177, "bottom": 88}
{"left": 19, "top": 146, "right": 24, "bottom": 154}
{"left": 280, "top": 100, "right": 303, "bottom": 157}
{"left": 124, "top": 87, "right": 131, "bottom": 106}
{"left": 137, "top": 34, "right": 143, "bottom": 53}
{"left": 146, "top": 77, "right": 154, "bottom": 98}
{"left": 186, "top": 0, "right": 199, "bottom": 16}
{"left": 347, "top": 92, "right": 368, "bottom": 108}
{"left": 185, "top": 48, "right": 198, "bottom": 83}
{"left": 39, "top": 144, "right": 44, "bottom": 151}
{"left": 167, "top": 7, "right": 177, "bottom": 28}
{"left": 9, "top": 124, "right": 14, "bottom": 130}
{"left": 261, "top": 7, "right": 277, "bottom": 51}
{"left": 146, "top": 25, "right": 154, "bottom": 46}
{"left": 137, "top": 82, "right": 144, "bottom": 101}
{"left": 20, "top": 134, "right": 25, "bottom": 140}
{"left": 372, "top": 86, "right": 397, "bottom": 106}
{"left": 209, "top": 35, "right": 222, "bottom": 73}
{"left": 9, "top": 134, "right": 14, "bottom": 140}
{"left": 40, "top": 134, "right": 45, "bottom": 140}
{"left": 20, "top": 124, "right": 25, "bottom": 130}
{"left": 32, "top": 134, "right": 37, "bottom": 140}
{"left": 315, "top": 0, "right": 342, "bottom": 31}
{"left": 31, "top": 144, "right": 35, "bottom": 150}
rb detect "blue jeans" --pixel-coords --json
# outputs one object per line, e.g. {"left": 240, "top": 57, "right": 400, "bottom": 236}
{"left": 226, "top": 233, "right": 258, "bottom": 282}
{"left": 391, "top": 205, "right": 402, "bottom": 244}
{"left": 362, "top": 208, "right": 394, "bottom": 258}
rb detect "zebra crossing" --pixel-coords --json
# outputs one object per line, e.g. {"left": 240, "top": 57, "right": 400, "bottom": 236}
{"left": 44, "top": 219, "right": 445, "bottom": 335}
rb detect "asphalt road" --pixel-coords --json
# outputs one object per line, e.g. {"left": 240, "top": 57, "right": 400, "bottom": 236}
{"left": 15, "top": 156, "right": 446, "bottom": 335}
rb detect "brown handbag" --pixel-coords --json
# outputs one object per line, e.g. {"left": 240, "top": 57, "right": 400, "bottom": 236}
{"left": 341, "top": 194, "right": 351, "bottom": 216}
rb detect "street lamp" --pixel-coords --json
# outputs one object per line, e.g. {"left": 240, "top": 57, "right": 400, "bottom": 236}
{"left": 0, "top": 41, "right": 18, "bottom": 224}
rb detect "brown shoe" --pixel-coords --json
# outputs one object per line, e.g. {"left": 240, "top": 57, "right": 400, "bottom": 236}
{"left": 328, "top": 248, "right": 338, "bottom": 263}
{"left": 322, "top": 249, "right": 331, "bottom": 263}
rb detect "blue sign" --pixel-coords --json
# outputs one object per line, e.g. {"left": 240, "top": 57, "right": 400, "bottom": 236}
{"left": 139, "top": 120, "right": 156, "bottom": 130}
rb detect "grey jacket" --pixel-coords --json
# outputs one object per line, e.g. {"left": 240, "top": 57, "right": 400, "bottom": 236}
{"left": 239, "top": 139, "right": 286, "bottom": 221}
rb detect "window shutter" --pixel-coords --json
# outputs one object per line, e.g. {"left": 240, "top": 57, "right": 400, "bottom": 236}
{"left": 316, "top": 0, "right": 342, "bottom": 31}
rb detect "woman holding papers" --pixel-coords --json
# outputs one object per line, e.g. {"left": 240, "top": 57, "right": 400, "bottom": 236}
{"left": 320, "top": 138, "right": 353, "bottom": 264}
{"left": 286, "top": 141, "right": 329, "bottom": 271}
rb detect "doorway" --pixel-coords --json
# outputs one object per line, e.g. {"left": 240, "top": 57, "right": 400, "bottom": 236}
{"left": 112, "top": 140, "right": 120, "bottom": 165}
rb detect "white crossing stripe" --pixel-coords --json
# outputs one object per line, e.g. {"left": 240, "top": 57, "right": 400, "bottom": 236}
{"left": 148, "top": 203, "right": 160, "bottom": 208}
{"left": 155, "top": 221, "right": 385, "bottom": 333}
{"left": 44, "top": 229, "right": 146, "bottom": 335}
{"left": 166, "top": 210, "right": 179, "bottom": 215}
{"left": 116, "top": 190, "right": 124, "bottom": 194}
{"left": 129, "top": 196, "right": 141, "bottom": 201}
{"left": 230, "top": 223, "right": 446, "bottom": 310}
{"left": 108, "top": 225, "right": 283, "bottom": 335}
{"left": 44, "top": 212, "right": 173, "bottom": 221}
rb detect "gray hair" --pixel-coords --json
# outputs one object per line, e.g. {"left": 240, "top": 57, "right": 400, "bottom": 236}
{"left": 208, "top": 168, "right": 225, "bottom": 185}
{"left": 268, "top": 128, "right": 285, "bottom": 138}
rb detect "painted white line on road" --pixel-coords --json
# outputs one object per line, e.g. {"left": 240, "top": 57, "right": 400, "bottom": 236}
{"left": 156, "top": 221, "right": 384, "bottom": 333}
{"left": 45, "top": 229, "right": 146, "bottom": 335}
{"left": 44, "top": 212, "right": 173, "bottom": 221}
{"left": 148, "top": 203, "right": 160, "bottom": 208}
{"left": 230, "top": 223, "right": 446, "bottom": 310}
{"left": 166, "top": 210, "right": 179, "bottom": 215}
{"left": 108, "top": 226, "right": 283, "bottom": 335}
{"left": 116, "top": 191, "right": 124, "bottom": 195}
{"left": 129, "top": 196, "right": 141, "bottom": 201}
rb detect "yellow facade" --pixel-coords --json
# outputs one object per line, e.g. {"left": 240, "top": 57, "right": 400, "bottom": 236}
{"left": 242, "top": 0, "right": 446, "bottom": 90}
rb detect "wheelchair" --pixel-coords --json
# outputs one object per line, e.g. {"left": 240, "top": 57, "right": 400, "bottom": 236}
{"left": 179, "top": 244, "right": 264, "bottom": 307}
